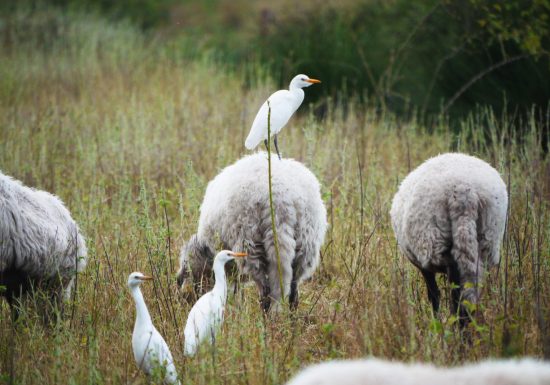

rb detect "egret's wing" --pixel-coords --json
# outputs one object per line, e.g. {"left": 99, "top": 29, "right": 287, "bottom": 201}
{"left": 150, "top": 330, "right": 180, "bottom": 384}
{"left": 184, "top": 293, "right": 219, "bottom": 356}
{"left": 245, "top": 90, "right": 296, "bottom": 149}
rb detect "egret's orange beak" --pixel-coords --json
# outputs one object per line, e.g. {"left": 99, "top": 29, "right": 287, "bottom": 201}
{"left": 306, "top": 78, "right": 321, "bottom": 84}
{"left": 140, "top": 275, "right": 153, "bottom": 281}
{"left": 230, "top": 252, "right": 248, "bottom": 258}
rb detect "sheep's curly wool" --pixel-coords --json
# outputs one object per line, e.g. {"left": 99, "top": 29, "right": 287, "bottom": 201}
{"left": 177, "top": 152, "right": 327, "bottom": 310}
{"left": 285, "top": 358, "right": 550, "bottom": 385}
{"left": 390, "top": 153, "right": 507, "bottom": 321}
{"left": 0, "top": 171, "right": 87, "bottom": 311}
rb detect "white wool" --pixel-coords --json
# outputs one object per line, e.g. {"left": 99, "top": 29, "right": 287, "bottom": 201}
{"left": 285, "top": 358, "right": 550, "bottom": 385}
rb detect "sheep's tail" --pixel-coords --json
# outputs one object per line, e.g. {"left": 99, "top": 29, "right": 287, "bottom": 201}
{"left": 263, "top": 213, "right": 296, "bottom": 303}
{"left": 448, "top": 184, "right": 481, "bottom": 304}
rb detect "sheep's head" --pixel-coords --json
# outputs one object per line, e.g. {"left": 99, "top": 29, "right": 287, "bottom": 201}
{"left": 176, "top": 234, "right": 215, "bottom": 301}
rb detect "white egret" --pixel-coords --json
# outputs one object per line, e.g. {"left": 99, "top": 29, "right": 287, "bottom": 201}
{"left": 128, "top": 272, "right": 180, "bottom": 385}
{"left": 245, "top": 74, "right": 321, "bottom": 159}
{"left": 183, "top": 250, "right": 247, "bottom": 356}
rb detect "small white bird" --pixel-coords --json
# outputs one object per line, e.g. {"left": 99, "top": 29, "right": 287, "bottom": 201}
{"left": 245, "top": 74, "right": 321, "bottom": 159}
{"left": 183, "top": 250, "right": 247, "bottom": 356}
{"left": 128, "top": 272, "right": 180, "bottom": 385}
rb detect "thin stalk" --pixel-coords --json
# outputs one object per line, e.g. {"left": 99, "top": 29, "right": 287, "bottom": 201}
{"left": 70, "top": 228, "right": 79, "bottom": 328}
{"left": 266, "top": 101, "right": 284, "bottom": 305}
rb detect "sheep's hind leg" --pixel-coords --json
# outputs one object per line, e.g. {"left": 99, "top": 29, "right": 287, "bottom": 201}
{"left": 446, "top": 261, "right": 470, "bottom": 328}
{"left": 6, "top": 296, "right": 20, "bottom": 324}
{"left": 289, "top": 264, "right": 299, "bottom": 311}
{"left": 248, "top": 261, "right": 272, "bottom": 312}
{"left": 260, "top": 285, "right": 271, "bottom": 313}
{"left": 420, "top": 269, "right": 440, "bottom": 314}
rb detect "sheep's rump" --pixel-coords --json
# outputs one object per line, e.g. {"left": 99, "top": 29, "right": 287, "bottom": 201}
{"left": 285, "top": 358, "right": 550, "bottom": 385}
{"left": 197, "top": 151, "right": 327, "bottom": 284}
{"left": 0, "top": 171, "right": 87, "bottom": 297}
{"left": 390, "top": 153, "right": 507, "bottom": 271}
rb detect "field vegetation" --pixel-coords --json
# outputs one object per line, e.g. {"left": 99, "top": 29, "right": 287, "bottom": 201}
{"left": 0, "top": 3, "right": 549, "bottom": 385}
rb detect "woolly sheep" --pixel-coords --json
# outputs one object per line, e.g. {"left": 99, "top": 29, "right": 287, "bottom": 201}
{"left": 390, "top": 153, "right": 507, "bottom": 325}
{"left": 0, "top": 171, "right": 87, "bottom": 319}
{"left": 284, "top": 358, "right": 550, "bottom": 385}
{"left": 176, "top": 152, "right": 327, "bottom": 311}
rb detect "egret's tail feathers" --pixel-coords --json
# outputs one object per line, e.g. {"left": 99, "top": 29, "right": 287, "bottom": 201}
{"left": 245, "top": 123, "right": 266, "bottom": 150}
{"left": 245, "top": 135, "right": 260, "bottom": 150}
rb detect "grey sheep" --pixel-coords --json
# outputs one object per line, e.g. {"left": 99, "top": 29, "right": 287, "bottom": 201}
{"left": 285, "top": 357, "right": 550, "bottom": 385}
{"left": 177, "top": 152, "right": 327, "bottom": 311}
{"left": 0, "top": 171, "right": 88, "bottom": 319}
{"left": 390, "top": 153, "right": 507, "bottom": 325}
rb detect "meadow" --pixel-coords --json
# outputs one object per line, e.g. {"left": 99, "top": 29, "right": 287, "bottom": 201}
{"left": 0, "top": 7, "right": 549, "bottom": 385}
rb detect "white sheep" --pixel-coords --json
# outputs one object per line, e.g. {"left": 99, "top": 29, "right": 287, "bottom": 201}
{"left": 0, "top": 171, "right": 87, "bottom": 319}
{"left": 390, "top": 153, "right": 507, "bottom": 325}
{"left": 284, "top": 357, "right": 550, "bottom": 385}
{"left": 177, "top": 152, "right": 327, "bottom": 311}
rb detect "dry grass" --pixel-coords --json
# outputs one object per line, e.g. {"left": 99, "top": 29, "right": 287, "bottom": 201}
{"left": 0, "top": 7, "right": 549, "bottom": 385}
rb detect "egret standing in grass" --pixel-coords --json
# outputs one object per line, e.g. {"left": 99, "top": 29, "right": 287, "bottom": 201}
{"left": 128, "top": 272, "right": 180, "bottom": 385}
{"left": 245, "top": 74, "right": 320, "bottom": 159}
{"left": 183, "top": 250, "right": 247, "bottom": 356}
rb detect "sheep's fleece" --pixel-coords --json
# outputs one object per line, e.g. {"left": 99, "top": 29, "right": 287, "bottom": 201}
{"left": 285, "top": 358, "right": 550, "bottom": 385}
{"left": 390, "top": 153, "right": 507, "bottom": 280}
{"left": 0, "top": 171, "right": 87, "bottom": 295}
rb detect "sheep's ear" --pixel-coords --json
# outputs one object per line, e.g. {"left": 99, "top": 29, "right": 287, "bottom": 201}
{"left": 199, "top": 241, "right": 215, "bottom": 262}
{"left": 184, "top": 234, "right": 214, "bottom": 264}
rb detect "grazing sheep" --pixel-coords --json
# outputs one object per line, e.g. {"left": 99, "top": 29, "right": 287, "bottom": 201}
{"left": 390, "top": 153, "right": 507, "bottom": 325}
{"left": 284, "top": 358, "right": 550, "bottom": 385}
{"left": 177, "top": 152, "right": 327, "bottom": 311}
{"left": 0, "top": 171, "right": 87, "bottom": 319}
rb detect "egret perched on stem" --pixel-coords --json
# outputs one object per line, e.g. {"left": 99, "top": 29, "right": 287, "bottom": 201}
{"left": 184, "top": 250, "right": 247, "bottom": 356}
{"left": 128, "top": 272, "right": 180, "bottom": 385}
{"left": 245, "top": 74, "right": 320, "bottom": 159}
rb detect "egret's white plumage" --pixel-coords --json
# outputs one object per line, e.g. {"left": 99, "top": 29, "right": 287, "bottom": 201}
{"left": 183, "top": 250, "right": 247, "bottom": 356}
{"left": 245, "top": 74, "right": 320, "bottom": 159}
{"left": 128, "top": 272, "right": 179, "bottom": 385}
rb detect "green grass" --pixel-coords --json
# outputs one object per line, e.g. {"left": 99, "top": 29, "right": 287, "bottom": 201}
{"left": 0, "top": 7, "right": 549, "bottom": 385}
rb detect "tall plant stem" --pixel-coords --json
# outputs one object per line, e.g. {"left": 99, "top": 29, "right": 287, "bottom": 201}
{"left": 266, "top": 101, "right": 284, "bottom": 306}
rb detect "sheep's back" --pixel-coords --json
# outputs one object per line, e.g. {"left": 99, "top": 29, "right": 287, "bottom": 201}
{"left": 391, "top": 153, "right": 507, "bottom": 268}
{"left": 197, "top": 152, "right": 326, "bottom": 249}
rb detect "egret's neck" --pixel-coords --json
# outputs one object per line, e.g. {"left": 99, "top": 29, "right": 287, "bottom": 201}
{"left": 288, "top": 85, "right": 305, "bottom": 106}
{"left": 130, "top": 285, "right": 152, "bottom": 329}
{"left": 212, "top": 260, "right": 228, "bottom": 300}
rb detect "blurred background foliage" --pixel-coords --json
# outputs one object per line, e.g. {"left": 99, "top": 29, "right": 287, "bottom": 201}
{"left": 1, "top": 0, "right": 549, "bottom": 126}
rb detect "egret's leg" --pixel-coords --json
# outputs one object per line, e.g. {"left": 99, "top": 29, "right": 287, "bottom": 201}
{"left": 274, "top": 135, "right": 282, "bottom": 160}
